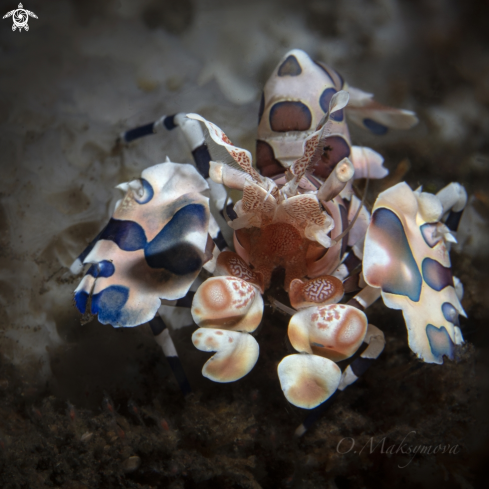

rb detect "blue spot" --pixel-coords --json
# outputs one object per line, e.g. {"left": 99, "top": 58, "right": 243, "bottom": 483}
{"left": 363, "top": 118, "right": 388, "bottom": 135}
{"left": 422, "top": 258, "right": 453, "bottom": 291}
{"left": 442, "top": 302, "right": 460, "bottom": 326}
{"left": 426, "top": 324, "right": 455, "bottom": 362}
{"left": 319, "top": 87, "right": 336, "bottom": 112}
{"left": 370, "top": 208, "right": 422, "bottom": 302}
{"left": 311, "top": 342, "right": 325, "bottom": 348}
{"left": 319, "top": 88, "right": 344, "bottom": 121}
{"left": 145, "top": 204, "right": 206, "bottom": 275}
{"left": 278, "top": 55, "right": 302, "bottom": 76}
{"left": 331, "top": 109, "right": 344, "bottom": 122}
{"left": 74, "top": 291, "right": 89, "bottom": 314}
{"left": 134, "top": 179, "right": 154, "bottom": 204}
{"left": 75, "top": 219, "right": 146, "bottom": 267}
{"left": 91, "top": 285, "right": 130, "bottom": 324}
{"left": 100, "top": 219, "right": 147, "bottom": 251}
{"left": 86, "top": 260, "right": 115, "bottom": 278}
{"left": 420, "top": 223, "right": 439, "bottom": 248}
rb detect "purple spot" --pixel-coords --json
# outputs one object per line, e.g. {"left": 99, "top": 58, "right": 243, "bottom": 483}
{"left": 256, "top": 140, "right": 284, "bottom": 177}
{"left": 420, "top": 223, "right": 441, "bottom": 248}
{"left": 269, "top": 101, "right": 312, "bottom": 132}
{"left": 422, "top": 258, "right": 453, "bottom": 291}
{"left": 313, "top": 135, "right": 351, "bottom": 179}
{"left": 319, "top": 88, "right": 344, "bottom": 121}
{"left": 442, "top": 302, "right": 460, "bottom": 326}
{"left": 426, "top": 324, "right": 454, "bottom": 362}
{"left": 367, "top": 208, "right": 422, "bottom": 302}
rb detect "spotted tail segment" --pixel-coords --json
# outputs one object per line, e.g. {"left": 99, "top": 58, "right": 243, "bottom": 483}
{"left": 119, "top": 113, "right": 230, "bottom": 250}
{"left": 294, "top": 324, "right": 385, "bottom": 437}
{"left": 256, "top": 49, "right": 418, "bottom": 179}
{"left": 149, "top": 314, "right": 191, "bottom": 396}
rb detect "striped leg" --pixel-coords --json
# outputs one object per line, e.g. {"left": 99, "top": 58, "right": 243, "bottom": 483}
{"left": 120, "top": 114, "right": 211, "bottom": 178}
{"left": 295, "top": 324, "right": 385, "bottom": 437}
{"left": 149, "top": 313, "right": 191, "bottom": 396}
{"left": 120, "top": 113, "right": 232, "bottom": 243}
{"left": 337, "top": 325, "right": 385, "bottom": 390}
{"left": 341, "top": 251, "right": 363, "bottom": 293}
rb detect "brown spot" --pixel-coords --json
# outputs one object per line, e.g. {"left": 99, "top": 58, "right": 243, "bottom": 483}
{"left": 235, "top": 228, "right": 251, "bottom": 253}
{"left": 256, "top": 140, "right": 285, "bottom": 177}
{"left": 312, "top": 136, "right": 351, "bottom": 179}
{"left": 228, "top": 337, "right": 233, "bottom": 343}
{"left": 215, "top": 331, "right": 223, "bottom": 335}
{"left": 269, "top": 101, "right": 312, "bottom": 132}
{"left": 200, "top": 279, "right": 231, "bottom": 311}
{"left": 287, "top": 374, "right": 329, "bottom": 407}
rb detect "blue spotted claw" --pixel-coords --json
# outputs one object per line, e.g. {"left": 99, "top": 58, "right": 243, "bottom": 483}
{"left": 363, "top": 182, "right": 466, "bottom": 364}
{"left": 72, "top": 161, "right": 210, "bottom": 327}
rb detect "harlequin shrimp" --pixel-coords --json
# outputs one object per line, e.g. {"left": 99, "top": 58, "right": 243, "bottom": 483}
{"left": 70, "top": 50, "right": 468, "bottom": 435}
